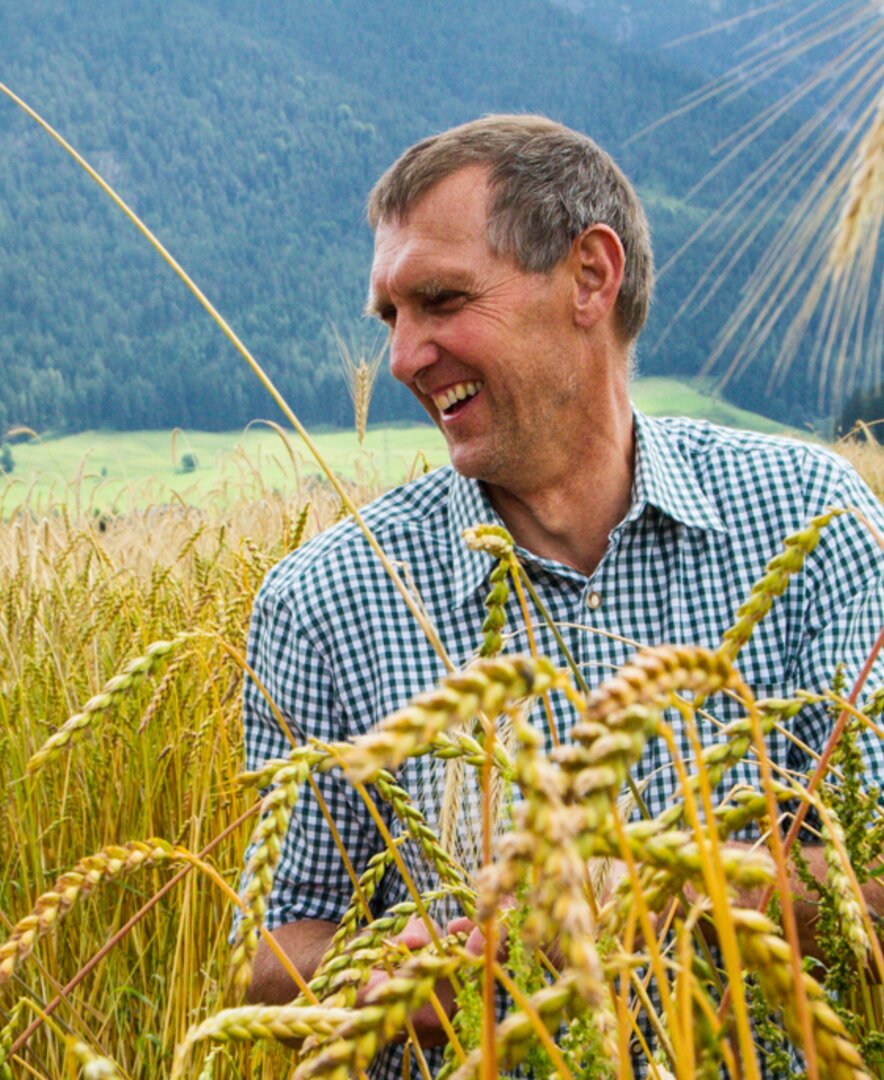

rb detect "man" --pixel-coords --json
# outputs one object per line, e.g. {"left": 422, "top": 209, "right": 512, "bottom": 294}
{"left": 242, "top": 115, "right": 883, "bottom": 1075}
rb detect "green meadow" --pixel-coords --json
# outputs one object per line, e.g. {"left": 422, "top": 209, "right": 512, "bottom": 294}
{"left": 1, "top": 378, "right": 797, "bottom": 516}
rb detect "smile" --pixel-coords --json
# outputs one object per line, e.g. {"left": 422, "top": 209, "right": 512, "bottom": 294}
{"left": 431, "top": 380, "right": 484, "bottom": 414}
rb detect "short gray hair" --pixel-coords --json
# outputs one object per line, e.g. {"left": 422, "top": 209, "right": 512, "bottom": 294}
{"left": 367, "top": 114, "right": 654, "bottom": 341}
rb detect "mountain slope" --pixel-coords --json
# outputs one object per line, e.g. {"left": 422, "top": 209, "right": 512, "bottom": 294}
{"left": 0, "top": 0, "right": 802, "bottom": 433}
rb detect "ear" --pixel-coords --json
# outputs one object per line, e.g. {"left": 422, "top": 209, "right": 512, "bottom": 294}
{"left": 569, "top": 224, "right": 625, "bottom": 332}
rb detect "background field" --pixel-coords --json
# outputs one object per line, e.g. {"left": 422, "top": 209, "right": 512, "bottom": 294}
{"left": 0, "top": 377, "right": 798, "bottom": 517}
{"left": 1, "top": 422, "right": 881, "bottom": 1078}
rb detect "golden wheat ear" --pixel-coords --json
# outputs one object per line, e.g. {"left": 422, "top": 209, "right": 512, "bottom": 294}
{"left": 333, "top": 325, "right": 386, "bottom": 446}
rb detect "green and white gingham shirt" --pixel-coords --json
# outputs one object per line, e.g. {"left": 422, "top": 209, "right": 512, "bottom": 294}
{"left": 243, "top": 410, "right": 884, "bottom": 1078}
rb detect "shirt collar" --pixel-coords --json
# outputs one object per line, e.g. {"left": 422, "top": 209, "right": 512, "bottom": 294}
{"left": 446, "top": 406, "right": 727, "bottom": 606}
{"left": 447, "top": 469, "right": 506, "bottom": 607}
{"left": 628, "top": 408, "right": 726, "bottom": 535}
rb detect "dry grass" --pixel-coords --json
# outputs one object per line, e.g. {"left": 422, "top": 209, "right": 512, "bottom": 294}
{"left": 836, "top": 426, "right": 884, "bottom": 501}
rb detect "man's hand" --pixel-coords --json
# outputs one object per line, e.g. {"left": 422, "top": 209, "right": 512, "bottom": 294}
{"left": 358, "top": 914, "right": 459, "bottom": 1046}
{"left": 447, "top": 899, "right": 514, "bottom": 962}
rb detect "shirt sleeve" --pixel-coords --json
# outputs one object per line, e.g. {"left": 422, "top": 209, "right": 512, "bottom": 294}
{"left": 787, "top": 455, "right": 884, "bottom": 779}
{"left": 240, "top": 576, "right": 383, "bottom": 929}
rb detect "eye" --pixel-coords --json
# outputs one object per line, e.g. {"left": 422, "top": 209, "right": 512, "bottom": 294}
{"left": 425, "top": 291, "right": 467, "bottom": 313}
{"left": 376, "top": 305, "right": 396, "bottom": 327}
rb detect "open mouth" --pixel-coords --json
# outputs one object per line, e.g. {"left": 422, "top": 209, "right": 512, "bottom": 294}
{"left": 432, "top": 380, "right": 483, "bottom": 418}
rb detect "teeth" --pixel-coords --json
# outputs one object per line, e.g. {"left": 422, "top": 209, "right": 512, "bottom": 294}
{"left": 433, "top": 381, "right": 483, "bottom": 412}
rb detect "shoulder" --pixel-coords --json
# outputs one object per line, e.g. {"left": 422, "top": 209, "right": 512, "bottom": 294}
{"left": 651, "top": 415, "right": 873, "bottom": 513}
{"left": 649, "top": 417, "right": 882, "bottom": 611}
{"left": 256, "top": 466, "right": 455, "bottom": 624}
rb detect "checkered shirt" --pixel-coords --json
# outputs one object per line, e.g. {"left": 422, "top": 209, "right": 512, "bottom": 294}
{"left": 242, "top": 410, "right": 884, "bottom": 1079}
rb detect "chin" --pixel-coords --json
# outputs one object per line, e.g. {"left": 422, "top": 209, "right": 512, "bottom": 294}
{"left": 447, "top": 444, "right": 507, "bottom": 487}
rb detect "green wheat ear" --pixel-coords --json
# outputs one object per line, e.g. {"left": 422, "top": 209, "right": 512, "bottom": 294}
{"left": 463, "top": 524, "right": 516, "bottom": 658}
{"left": 720, "top": 509, "right": 846, "bottom": 660}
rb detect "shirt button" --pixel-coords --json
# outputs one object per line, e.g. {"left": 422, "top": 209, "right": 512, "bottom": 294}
{"left": 586, "top": 591, "right": 602, "bottom": 610}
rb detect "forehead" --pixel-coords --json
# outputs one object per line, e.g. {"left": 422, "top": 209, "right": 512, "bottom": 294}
{"left": 369, "top": 167, "right": 494, "bottom": 296}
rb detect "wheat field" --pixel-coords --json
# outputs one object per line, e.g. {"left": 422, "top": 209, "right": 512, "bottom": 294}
{"left": 0, "top": 432, "right": 881, "bottom": 1080}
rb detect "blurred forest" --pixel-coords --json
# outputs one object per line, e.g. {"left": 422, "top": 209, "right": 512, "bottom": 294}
{"left": 0, "top": 0, "right": 868, "bottom": 433}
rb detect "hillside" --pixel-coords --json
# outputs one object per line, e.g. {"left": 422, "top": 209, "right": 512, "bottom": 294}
{"left": 0, "top": 0, "right": 816, "bottom": 435}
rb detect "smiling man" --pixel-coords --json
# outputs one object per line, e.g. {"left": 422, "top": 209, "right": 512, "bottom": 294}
{"left": 241, "top": 116, "right": 884, "bottom": 1077}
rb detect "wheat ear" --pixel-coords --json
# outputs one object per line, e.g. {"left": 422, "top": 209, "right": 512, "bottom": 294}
{"left": 720, "top": 510, "right": 846, "bottom": 660}
{"left": 306, "top": 891, "right": 463, "bottom": 1005}
{"left": 0, "top": 1001, "right": 24, "bottom": 1080}
{"left": 311, "top": 846, "right": 396, "bottom": 982}
{"left": 171, "top": 1005, "right": 351, "bottom": 1080}
{"left": 68, "top": 1040, "right": 125, "bottom": 1079}
{"left": 338, "top": 656, "right": 565, "bottom": 784}
{"left": 26, "top": 631, "right": 198, "bottom": 775}
{"left": 444, "top": 525, "right": 514, "bottom": 870}
{"left": 734, "top": 908, "right": 872, "bottom": 1080}
{"left": 293, "top": 947, "right": 463, "bottom": 1078}
{"left": 0, "top": 838, "right": 178, "bottom": 984}
{"left": 447, "top": 976, "right": 581, "bottom": 1079}
{"left": 820, "top": 806, "right": 872, "bottom": 962}
{"left": 577, "top": 645, "right": 737, "bottom": 729}
{"left": 229, "top": 757, "right": 312, "bottom": 993}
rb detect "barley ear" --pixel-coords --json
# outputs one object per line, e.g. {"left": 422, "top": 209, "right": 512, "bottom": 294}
{"left": 333, "top": 325, "right": 385, "bottom": 445}
{"left": 830, "top": 90, "right": 884, "bottom": 280}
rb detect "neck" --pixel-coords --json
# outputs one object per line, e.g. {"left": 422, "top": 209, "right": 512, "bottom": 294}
{"left": 485, "top": 400, "right": 635, "bottom": 577}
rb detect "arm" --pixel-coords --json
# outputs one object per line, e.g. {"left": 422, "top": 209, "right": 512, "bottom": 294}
{"left": 237, "top": 580, "right": 386, "bottom": 992}
{"left": 247, "top": 914, "right": 459, "bottom": 1047}
{"left": 246, "top": 918, "right": 338, "bottom": 1005}
{"left": 720, "top": 840, "right": 884, "bottom": 970}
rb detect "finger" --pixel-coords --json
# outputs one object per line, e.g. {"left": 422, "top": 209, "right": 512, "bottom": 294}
{"left": 447, "top": 915, "right": 476, "bottom": 937}
{"left": 465, "top": 925, "right": 486, "bottom": 956}
{"left": 355, "top": 967, "right": 389, "bottom": 1007}
{"left": 391, "top": 913, "right": 439, "bottom": 951}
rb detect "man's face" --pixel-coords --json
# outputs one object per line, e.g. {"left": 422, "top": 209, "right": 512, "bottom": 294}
{"left": 368, "top": 166, "right": 588, "bottom": 495}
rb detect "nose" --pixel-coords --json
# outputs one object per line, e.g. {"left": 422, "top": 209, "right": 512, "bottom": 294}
{"left": 388, "top": 311, "right": 438, "bottom": 388}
